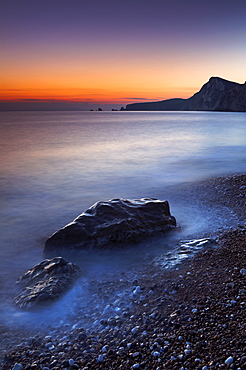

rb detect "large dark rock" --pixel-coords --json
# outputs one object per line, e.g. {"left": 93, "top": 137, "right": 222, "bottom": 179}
{"left": 44, "top": 198, "right": 176, "bottom": 255}
{"left": 14, "top": 257, "right": 80, "bottom": 310}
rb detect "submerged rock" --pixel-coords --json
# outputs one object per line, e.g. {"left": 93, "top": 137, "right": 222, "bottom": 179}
{"left": 44, "top": 198, "right": 176, "bottom": 255}
{"left": 14, "top": 257, "right": 80, "bottom": 310}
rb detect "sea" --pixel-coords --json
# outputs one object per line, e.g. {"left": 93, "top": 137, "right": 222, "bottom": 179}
{"left": 0, "top": 110, "right": 246, "bottom": 329}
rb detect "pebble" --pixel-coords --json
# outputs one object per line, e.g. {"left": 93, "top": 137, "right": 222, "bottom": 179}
{"left": 132, "top": 364, "right": 140, "bottom": 369}
{"left": 131, "top": 326, "right": 140, "bottom": 333}
{"left": 68, "top": 358, "right": 75, "bottom": 366}
{"left": 225, "top": 356, "right": 234, "bottom": 364}
{"left": 45, "top": 343, "right": 55, "bottom": 350}
{"left": 240, "top": 268, "right": 246, "bottom": 275}
{"left": 132, "top": 286, "right": 141, "bottom": 295}
{"left": 12, "top": 364, "right": 23, "bottom": 370}
{"left": 101, "top": 345, "right": 108, "bottom": 352}
{"left": 97, "top": 354, "right": 104, "bottom": 362}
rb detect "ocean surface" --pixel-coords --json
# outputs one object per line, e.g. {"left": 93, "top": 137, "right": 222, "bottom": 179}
{"left": 0, "top": 110, "right": 246, "bottom": 328}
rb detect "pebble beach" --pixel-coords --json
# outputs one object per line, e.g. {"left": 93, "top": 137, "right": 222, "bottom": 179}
{"left": 1, "top": 174, "right": 245, "bottom": 370}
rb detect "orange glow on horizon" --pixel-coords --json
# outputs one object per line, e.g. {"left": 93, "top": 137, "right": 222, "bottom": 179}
{"left": 0, "top": 47, "right": 202, "bottom": 106}
{"left": 0, "top": 86, "right": 196, "bottom": 105}
{"left": 0, "top": 84, "right": 196, "bottom": 105}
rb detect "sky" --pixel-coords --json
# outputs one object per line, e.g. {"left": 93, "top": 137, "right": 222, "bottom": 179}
{"left": 1, "top": 0, "right": 246, "bottom": 110}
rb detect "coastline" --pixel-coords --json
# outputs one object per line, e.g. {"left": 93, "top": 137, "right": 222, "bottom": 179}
{"left": 1, "top": 174, "right": 245, "bottom": 369}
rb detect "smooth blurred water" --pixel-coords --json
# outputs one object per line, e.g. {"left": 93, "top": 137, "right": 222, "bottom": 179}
{"left": 0, "top": 110, "right": 245, "bottom": 326}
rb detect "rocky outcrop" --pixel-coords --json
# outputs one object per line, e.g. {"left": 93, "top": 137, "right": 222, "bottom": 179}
{"left": 125, "top": 98, "right": 186, "bottom": 111}
{"left": 184, "top": 77, "right": 246, "bottom": 111}
{"left": 44, "top": 198, "right": 176, "bottom": 255}
{"left": 215, "top": 81, "right": 246, "bottom": 111}
{"left": 14, "top": 257, "right": 80, "bottom": 310}
{"left": 125, "top": 77, "right": 246, "bottom": 112}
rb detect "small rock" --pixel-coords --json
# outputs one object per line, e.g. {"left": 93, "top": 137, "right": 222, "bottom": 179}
{"left": 14, "top": 257, "right": 80, "bottom": 309}
{"left": 241, "top": 355, "right": 246, "bottom": 363}
{"left": 132, "top": 286, "right": 141, "bottom": 295}
{"left": 101, "top": 345, "right": 108, "bottom": 353}
{"left": 68, "top": 358, "right": 75, "bottom": 366}
{"left": 12, "top": 364, "right": 23, "bottom": 370}
{"left": 225, "top": 356, "right": 234, "bottom": 364}
{"left": 97, "top": 354, "right": 104, "bottom": 362}
{"left": 131, "top": 326, "right": 140, "bottom": 334}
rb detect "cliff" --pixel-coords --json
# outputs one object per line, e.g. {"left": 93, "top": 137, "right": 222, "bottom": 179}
{"left": 125, "top": 77, "right": 246, "bottom": 112}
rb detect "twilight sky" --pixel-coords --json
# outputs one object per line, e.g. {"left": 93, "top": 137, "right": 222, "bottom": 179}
{"left": 1, "top": 0, "right": 246, "bottom": 110}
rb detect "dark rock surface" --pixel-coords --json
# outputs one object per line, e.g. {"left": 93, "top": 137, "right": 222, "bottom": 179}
{"left": 125, "top": 76, "right": 246, "bottom": 111}
{"left": 14, "top": 257, "right": 80, "bottom": 310}
{"left": 44, "top": 198, "right": 176, "bottom": 254}
{"left": 185, "top": 76, "right": 246, "bottom": 111}
{"left": 125, "top": 97, "right": 186, "bottom": 111}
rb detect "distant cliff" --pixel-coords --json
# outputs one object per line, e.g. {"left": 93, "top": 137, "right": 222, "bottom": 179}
{"left": 125, "top": 77, "right": 246, "bottom": 112}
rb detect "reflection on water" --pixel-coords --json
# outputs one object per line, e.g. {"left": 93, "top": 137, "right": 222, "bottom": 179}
{"left": 0, "top": 111, "right": 245, "bottom": 326}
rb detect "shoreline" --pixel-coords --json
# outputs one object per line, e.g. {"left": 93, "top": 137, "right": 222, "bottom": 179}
{"left": 1, "top": 173, "right": 245, "bottom": 369}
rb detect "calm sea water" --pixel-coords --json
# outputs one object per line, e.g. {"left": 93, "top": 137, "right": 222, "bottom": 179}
{"left": 0, "top": 110, "right": 245, "bottom": 327}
